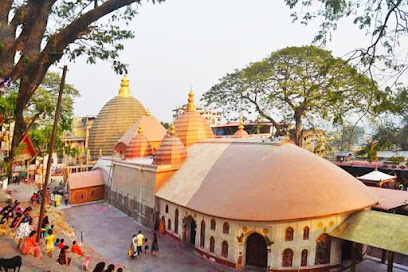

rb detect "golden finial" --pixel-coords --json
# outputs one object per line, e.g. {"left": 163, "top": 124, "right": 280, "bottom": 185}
{"left": 146, "top": 107, "right": 150, "bottom": 116}
{"left": 170, "top": 123, "right": 176, "bottom": 137}
{"left": 137, "top": 125, "right": 143, "bottom": 135}
{"left": 238, "top": 115, "right": 244, "bottom": 131}
{"left": 187, "top": 88, "right": 196, "bottom": 111}
{"left": 118, "top": 73, "right": 131, "bottom": 97}
{"left": 99, "top": 147, "right": 102, "bottom": 157}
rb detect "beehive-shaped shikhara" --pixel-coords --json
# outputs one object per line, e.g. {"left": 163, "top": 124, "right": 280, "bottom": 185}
{"left": 153, "top": 123, "right": 187, "bottom": 167}
{"left": 231, "top": 117, "right": 250, "bottom": 138}
{"left": 125, "top": 126, "right": 153, "bottom": 159}
{"left": 174, "top": 89, "right": 214, "bottom": 148}
{"left": 88, "top": 74, "right": 146, "bottom": 158}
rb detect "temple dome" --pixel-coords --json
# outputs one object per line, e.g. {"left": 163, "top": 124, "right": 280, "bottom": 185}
{"left": 88, "top": 74, "right": 146, "bottom": 158}
{"left": 231, "top": 117, "right": 250, "bottom": 138}
{"left": 125, "top": 126, "right": 153, "bottom": 159}
{"left": 156, "top": 140, "right": 378, "bottom": 221}
{"left": 174, "top": 89, "right": 214, "bottom": 148}
{"left": 114, "top": 110, "right": 166, "bottom": 155}
{"left": 152, "top": 124, "right": 187, "bottom": 167}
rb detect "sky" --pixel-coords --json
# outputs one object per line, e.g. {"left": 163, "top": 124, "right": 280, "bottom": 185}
{"left": 58, "top": 0, "right": 380, "bottom": 123}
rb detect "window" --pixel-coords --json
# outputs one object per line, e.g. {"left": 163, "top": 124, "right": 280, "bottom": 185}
{"left": 285, "top": 227, "right": 294, "bottom": 241}
{"left": 167, "top": 219, "right": 171, "bottom": 231}
{"left": 315, "top": 234, "right": 331, "bottom": 265}
{"left": 200, "top": 220, "right": 205, "bottom": 248}
{"left": 210, "top": 237, "right": 215, "bottom": 253}
{"left": 221, "top": 241, "right": 228, "bottom": 258}
{"left": 211, "top": 219, "right": 216, "bottom": 230}
{"left": 223, "top": 222, "right": 229, "bottom": 234}
{"left": 165, "top": 205, "right": 169, "bottom": 213}
{"left": 282, "top": 248, "right": 294, "bottom": 267}
{"left": 174, "top": 209, "right": 179, "bottom": 234}
{"left": 303, "top": 226, "right": 310, "bottom": 240}
{"left": 301, "top": 249, "right": 308, "bottom": 266}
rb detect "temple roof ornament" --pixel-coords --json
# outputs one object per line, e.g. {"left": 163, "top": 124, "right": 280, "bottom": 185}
{"left": 118, "top": 73, "right": 131, "bottom": 97}
{"left": 152, "top": 123, "right": 187, "bottom": 167}
{"left": 146, "top": 107, "right": 151, "bottom": 116}
{"left": 174, "top": 90, "right": 214, "bottom": 148}
{"left": 187, "top": 88, "right": 196, "bottom": 111}
{"left": 232, "top": 115, "right": 250, "bottom": 139}
{"left": 126, "top": 125, "right": 153, "bottom": 159}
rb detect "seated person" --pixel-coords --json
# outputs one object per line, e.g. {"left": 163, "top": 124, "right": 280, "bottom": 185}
{"left": 71, "top": 240, "right": 84, "bottom": 256}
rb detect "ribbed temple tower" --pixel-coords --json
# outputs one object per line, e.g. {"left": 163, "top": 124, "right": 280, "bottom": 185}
{"left": 88, "top": 74, "right": 146, "bottom": 159}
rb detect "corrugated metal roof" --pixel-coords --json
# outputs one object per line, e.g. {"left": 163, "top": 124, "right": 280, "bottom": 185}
{"left": 369, "top": 187, "right": 408, "bottom": 210}
{"left": 330, "top": 210, "right": 408, "bottom": 255}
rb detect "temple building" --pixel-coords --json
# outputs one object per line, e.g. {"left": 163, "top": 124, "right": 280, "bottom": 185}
{"left": 73, "top": 90, "right": 408, "bottom": 271}
{"left": 88, "top": 74, "right": 146, "bottom": 159}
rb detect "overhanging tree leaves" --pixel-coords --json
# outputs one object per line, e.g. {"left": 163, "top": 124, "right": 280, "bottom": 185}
{"left": 0, "top": 0, "right": 163, "bottom": 180}
{"left": 284, "top": 0, "right": 408, "bottom": 78}
{"left": 203, "top": 46, "right": 389, "bottom": 145}
{"left": 0, "top": 72, "right": 80, "bottom": 159}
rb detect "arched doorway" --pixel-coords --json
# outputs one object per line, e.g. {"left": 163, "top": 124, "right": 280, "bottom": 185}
{"left": 246, "top": 233, "right": 267, "bottom": 268}
{"left": 185, "top": 216, "right": 197, "bottom": 246}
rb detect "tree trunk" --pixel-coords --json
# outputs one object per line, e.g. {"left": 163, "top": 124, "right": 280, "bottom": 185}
{"left": 294, "top": 112, "right": 302, "bottom": 146}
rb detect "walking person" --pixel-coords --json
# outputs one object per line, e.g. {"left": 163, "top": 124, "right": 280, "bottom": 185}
{"left": 64, "top": 193, "right": 69, "bottom": 206}
{"left": 151, "top": 232, "right": 159, "bottom": 256}
{"left": 55, "top": 193, "right": 61, "bottom": 207}
{"left": 136, "top": 230, "right": 144, "bottom": 255}
{"left": 51, "top": 193, "right": 55, "bottom": 207}
{"left": 129, "top": 235, "right": 137, "bottom": 258}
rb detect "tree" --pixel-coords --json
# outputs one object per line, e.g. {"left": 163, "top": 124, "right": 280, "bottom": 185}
{"left": 202, "top": 46, "right": 388, "bottom": 145}
{"left": 0, "top": 72, "right": 80, "bottom": 164}
{"left": 284, "top": 0, "right": 408, "bottom": 78}
{"left": 0, "top": 0, "right": 163, "bottom": 182}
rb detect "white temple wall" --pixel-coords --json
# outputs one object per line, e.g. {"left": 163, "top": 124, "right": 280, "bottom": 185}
{"left": 159, "top": 198, "right": 349, "bottom": 271}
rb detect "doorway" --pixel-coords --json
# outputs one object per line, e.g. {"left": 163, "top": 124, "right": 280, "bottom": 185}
{"left": 246, "top": 233, "right": 267, "bottom": 268}
{"left": 185, "top": 216, "right": 197, "bottom": 246}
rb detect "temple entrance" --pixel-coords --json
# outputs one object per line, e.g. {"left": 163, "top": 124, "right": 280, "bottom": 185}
{"left": 246, "top": 233, "right": 267, "bottom": 268}
{"left": 185, "top": 216, "right": 197, "bottom": 246}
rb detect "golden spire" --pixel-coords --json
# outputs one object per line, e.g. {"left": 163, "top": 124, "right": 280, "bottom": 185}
{"left": 170, "top": 122, "right": 176, "bottom": 137}
{"left": 137, "top": 125, "right": 143, "bottom": 135}
{"left": 118, "top": 73, "right": 131, "bottom": 97}
{"left": 146, "top": 107, "right": 150, "bottom": 116}
{"left": 238, "top": 115, "right": 244, "bottom": 131}
{"left": 187, "top": 88, "right": 196, "bottom": 111}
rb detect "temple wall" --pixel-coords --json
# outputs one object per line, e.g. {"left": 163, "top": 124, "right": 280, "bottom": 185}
{"left": 105, "top": 164, "right": 157, "bottom": 228}
{"left": 159, "top": 199, "right": 347, "bottom": 271}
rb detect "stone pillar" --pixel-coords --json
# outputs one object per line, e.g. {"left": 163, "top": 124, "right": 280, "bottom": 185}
{"left": 350, "top": 242, "right": 356, "bottom": 272}
{"left": 387, "top": 251, "right": 394, "bottom": 272}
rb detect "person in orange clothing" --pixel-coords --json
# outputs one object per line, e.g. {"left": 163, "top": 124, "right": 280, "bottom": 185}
{"left": 71, "top": 240, "right": 84, "bottom": 256}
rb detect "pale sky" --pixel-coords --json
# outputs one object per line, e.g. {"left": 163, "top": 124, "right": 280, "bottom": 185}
{"left": 57, "top": 0, "right": 385, "bottom": 123}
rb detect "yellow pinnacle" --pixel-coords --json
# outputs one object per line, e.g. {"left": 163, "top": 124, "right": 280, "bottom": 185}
{"left": 170, "top": 123, "right": 176, "bottom": 137}
{"left": 146, "top": 107, "right": 150, "bottom": 116}
{"left": 137, "top": 125, "right": 143, "bottom": 135}
{"left": 187, "top": 88, "right": 196, "bottom": 111}
{"left": 238, "top": 115, "right": 244, "bottom": 130}
{"left": 118, "top": 73, "right": 131, "bottom": 97}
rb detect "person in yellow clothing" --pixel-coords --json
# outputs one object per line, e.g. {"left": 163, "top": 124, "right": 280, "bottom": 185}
{"left": 45, "top": 229, "right": 56, "bottom": 258}
{"left": 136, "top": 230, "right": 145, "bottom": 255}
{"left": 55, "top": 194, "right": 61, "bottom": 207}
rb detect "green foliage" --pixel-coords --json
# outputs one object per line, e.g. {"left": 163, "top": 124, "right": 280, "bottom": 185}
{"left": 160, "top": 121, "right": 170, "bottom": 129}
{"left": 202, "top": 46, "right": 387, "bottom": 144}
{"left": 390, "top": 156, "right": 405, "bottom": 166}
{"left": 0, "top": 72, "right": 80, "bottom": 156}
{"left": 357, "top": 142, "right": 381, "bottom": 163}
{"left": 284, "top": 0, "right": 408, "bottom": 73}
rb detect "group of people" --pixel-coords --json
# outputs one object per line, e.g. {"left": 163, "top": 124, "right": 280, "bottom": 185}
{"left": 30, "top": 191, "right": 43, "bottom": 204}
{"left": 92, "top": 262, "right": 123, "bottom": 272}
{"left": 49, "top": 191, "right": 69, "bottom": 207}
{"left": 129, "top": 230, "right": 159, "bottom": 258}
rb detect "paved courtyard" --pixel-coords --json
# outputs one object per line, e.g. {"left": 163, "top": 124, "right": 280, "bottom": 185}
{"left": 63, "top": 203, "right": 228, "bottom": 272}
